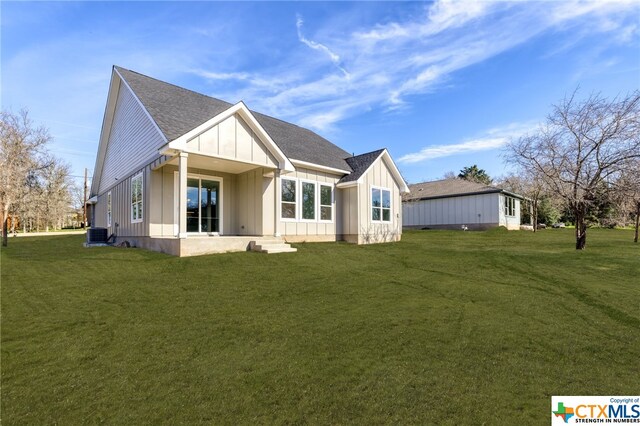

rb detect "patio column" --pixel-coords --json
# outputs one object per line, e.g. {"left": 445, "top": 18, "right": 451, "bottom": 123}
{"left": 274, "top": 169, "right": 281, "bottom": 237}
{"left": 178, "top": 152, "right": 189, "bottom": 238}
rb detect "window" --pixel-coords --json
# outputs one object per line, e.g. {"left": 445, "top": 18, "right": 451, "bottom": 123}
{"left": 320, "top": 185, "right": 332, "bottom": 221}
{"left": 504, "top": 196, "right": 516, "bottom": 217}
{"left": 280, "top": 178, "right": 334, "bottom": 222}
{"left": 107, "top": 191, "right": 112, "bottom": 227}
{"left": 131, "top": 173, "right": 143, "bottom": 223}
{"left": 281, "top": 178, "right": 296, "bottom": 219}
{"left": 301, "top": 181, "right": 316, "bottom": 220}
{"left": 372, "top": 187, "right": 391, "bottom": 222}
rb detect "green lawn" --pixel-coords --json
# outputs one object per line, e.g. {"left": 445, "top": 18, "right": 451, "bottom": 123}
{"left": 2, "top": 229, "right": 638, "bottom": 424}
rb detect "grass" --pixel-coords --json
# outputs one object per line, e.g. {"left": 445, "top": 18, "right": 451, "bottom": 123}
{"left": 2, "top": 229, "right": 639, "bottom": 424}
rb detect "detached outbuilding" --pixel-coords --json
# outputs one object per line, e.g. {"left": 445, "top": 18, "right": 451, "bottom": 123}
{"left": 402, "top": 179, "right": 525, "bottom": 230}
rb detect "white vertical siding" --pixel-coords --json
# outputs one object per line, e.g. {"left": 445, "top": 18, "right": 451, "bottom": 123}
{"left": 276, "top": 167, "right": 341, "bottom": 238}
{"left": 98, "top": 84, "right": 165, "bottom": 194}
{"left": 499, "top": 194, "right": 521, "bottom": 230}
{"left": 355, "top": 156, "right": 403, "bottom": 243}
{"left": 94, "top": 166, "right": 149, "bottom": 237}
{"left": 402, "top": 193, "right": 502, "bottom": 228}
{"left": 184, "top": 114, "right": 278, "bottom": 167}
{"left": 235, "top": 168, "right": 265, "bottom": 235}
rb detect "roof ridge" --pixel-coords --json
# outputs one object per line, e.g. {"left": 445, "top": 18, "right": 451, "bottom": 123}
{"left": 348, "top": 148, "right": 386, "bottom": 159}
{"left": 114, "top": 65, "right": 234, "bottom": 107}
{"left": 113, "top": 65, "right": 353, "bottom": 171}
{"left": 114, "top": 65, "right": 341, "bottom": 145}
{"left": 409, "top": 177, "right": 461, "bottom": 184}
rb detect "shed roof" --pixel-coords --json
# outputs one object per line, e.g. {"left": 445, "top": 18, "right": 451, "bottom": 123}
{"left": 404, "top": 179, "right": 524, "bottom": 201}
{"left": 114, "top": 66, "right": 353, "bottom": 172}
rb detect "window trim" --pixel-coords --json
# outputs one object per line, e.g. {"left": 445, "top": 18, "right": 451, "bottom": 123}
{"left": 279, "top": 177, "right": 335, "bottom": 224}
{"left": 504, "top": 195, "right": 516, "bottom": 217}
{"left": 319, "top": 184, "right": 333, "bottom": 223}
{"left": 107, "top": 191, "right": 112, "bottom": 227}
{"left": 185, "top": 173, "right": 224, "bottom": 235}
{"left": 131, "top": 172, "right": 143, "bottom": 224}
{"left": 299, "top": 179, "right": 317, "bottom": 222}
{"left": 371, "top": 185, "right": 392, "bottom": 223}
{"left": 280, "top": 177, "right": 298, "bottom": 222}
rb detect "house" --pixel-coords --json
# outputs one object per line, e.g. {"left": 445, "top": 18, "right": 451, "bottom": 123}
{"left": 88, "top": 66, "right": 409, "bottom": 256}
{"left": 402, "top": 179, "right": 525, "bottom": 230}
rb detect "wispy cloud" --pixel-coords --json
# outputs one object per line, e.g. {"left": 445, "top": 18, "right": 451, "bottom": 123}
{"left": 295, "top": 14, "right": 350, "bottom": 78}
{"left": 398, "top": 121, "right": 538, "bottom": 164}
{"left": 191, "top": 0, "right": 638, "bottom": 132}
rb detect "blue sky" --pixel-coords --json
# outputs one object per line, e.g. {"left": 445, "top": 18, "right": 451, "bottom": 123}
{"left": 2, "top": 1, "right": 639, "bottom": 187}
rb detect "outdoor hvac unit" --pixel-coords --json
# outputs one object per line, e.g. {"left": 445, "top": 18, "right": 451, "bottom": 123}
{"left": 87, "top": 227, "right": 108, "bottom": 244}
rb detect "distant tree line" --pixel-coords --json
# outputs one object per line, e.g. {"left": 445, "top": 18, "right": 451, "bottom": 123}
{"left": 0, "top": 110, "right": 82, "bottom": 247}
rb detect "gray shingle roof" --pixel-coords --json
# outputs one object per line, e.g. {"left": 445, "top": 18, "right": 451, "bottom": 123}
{"left": 404, "top": 179, "right": 524, "bottom": 201}
{"left": 115, "top": 66, "right": 353, "bottom": 172}
{"left": 338, "top": 149, "right": 385, "bottom": 183}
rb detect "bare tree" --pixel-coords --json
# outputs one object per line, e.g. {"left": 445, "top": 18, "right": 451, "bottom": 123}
{"left": 614, "top": 159, "right": 640, "bottom": 242}
{"left": 0, "top": 110, "right": 52, "bottom": 246}
{"left": 441, "top": 171, "right": 457, "bottom": 180}
{"left": 507, "top": 90, "right": 640, "bottom": 249}
{"left": 38, "top": 157, "right": 72, "bottom": 231}
{"left": 499, "top": 172, "right": 543, "bottom": 231}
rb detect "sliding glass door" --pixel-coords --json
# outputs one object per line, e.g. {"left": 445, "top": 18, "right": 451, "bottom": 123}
{"left": 186, "top": 177, "right": 220, "bottom": 233}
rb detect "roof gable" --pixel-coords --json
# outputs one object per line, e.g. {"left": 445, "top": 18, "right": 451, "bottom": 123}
{"left": 114, "top": 66, "right": 352, "bottom": 172}
{"left": 164, "top": 101, "right": 294, "bottom": 172}
{"left": 338, "top": 149, "right": 409, "bottom": 192}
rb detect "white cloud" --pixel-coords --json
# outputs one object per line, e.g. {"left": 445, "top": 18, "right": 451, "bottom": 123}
{"left": 203, "top": 0, "right": 637, "bottom": 132}
{"left": 296, "top": 14, "right": 350, "bottom": 78}
{"left": 398, "top": 121, "right": 538, "bottom": 164}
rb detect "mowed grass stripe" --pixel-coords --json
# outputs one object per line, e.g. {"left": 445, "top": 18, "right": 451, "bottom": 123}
{"left": 1, "top": 229, "right": 638, "bottom": 424}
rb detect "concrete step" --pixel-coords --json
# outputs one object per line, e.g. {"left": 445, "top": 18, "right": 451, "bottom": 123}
{"left": 251, "top": 241, "right": 297, "bottom": 254}
{"left": 261, "top": 247, "right": 298, "bottom": 254}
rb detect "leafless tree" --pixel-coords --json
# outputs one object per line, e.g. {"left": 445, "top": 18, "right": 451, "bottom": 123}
{"left": 613, "top": 159, "right": 640, "bottom": 242}
{"left": 499, "top": 171, "right": 546, "bottom": 232}
{"left": 507, "top": 90, "right": 640, "bottom": 249}
{"left": 441, "top": 171, "right": 457, "bottom": 180}
{"left": 0, "top": 109, "right": 52, "bottom": 246}
{"left": 38, "top": 157, "right": 72, "bottom": 231}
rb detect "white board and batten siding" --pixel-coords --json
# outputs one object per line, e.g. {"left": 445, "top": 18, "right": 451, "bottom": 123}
{"left": 403, "top": 193, "right": 500, "bottom": 228}
{"left": 185, "top": 114, "right": 278, "bottom": 168}
{"left": 94, "top": 165, "right": 149, "bottom": 237}
{"left": 276, "top": 167, "right": 342, "bottom": 241}
{"left": 357, "top": 156, "right": 403, "bottom": 242}
{"left": 339, "top": 155, "right": 403, "bottom": 243}
{"left": 98, "top": 83, "right": 165, "bottom": 194}
{"left": 498, "top": 194, "right": 521, "bottom": 230}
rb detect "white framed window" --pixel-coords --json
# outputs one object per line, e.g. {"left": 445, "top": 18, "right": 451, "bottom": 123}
{"left": 319, "top": 184, "right": 332, "bottom": 221}
{"left": 301, "top": 180, "right": 316, "bottom": 221}
{"left": 107, "top": 191, "right": 112, "bottom": 227}
{"left": 372, "top": 186, "right": 391, "bottom": 222}
{"left": 281, "top": 178, "right": 297, "bottom": 220}
{"left": 279, "top": 178, "right": 335, "bottom": 223}
{"left": 131, "top": 172, "right": 143, "bottom": 223}
{"left": 505, "top": 196, "right": 516, "bottom": 217}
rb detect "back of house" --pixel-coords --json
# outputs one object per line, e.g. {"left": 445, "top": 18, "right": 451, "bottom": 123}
{"left": 88, "top": 66, "right": 409, "bottom": 256}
